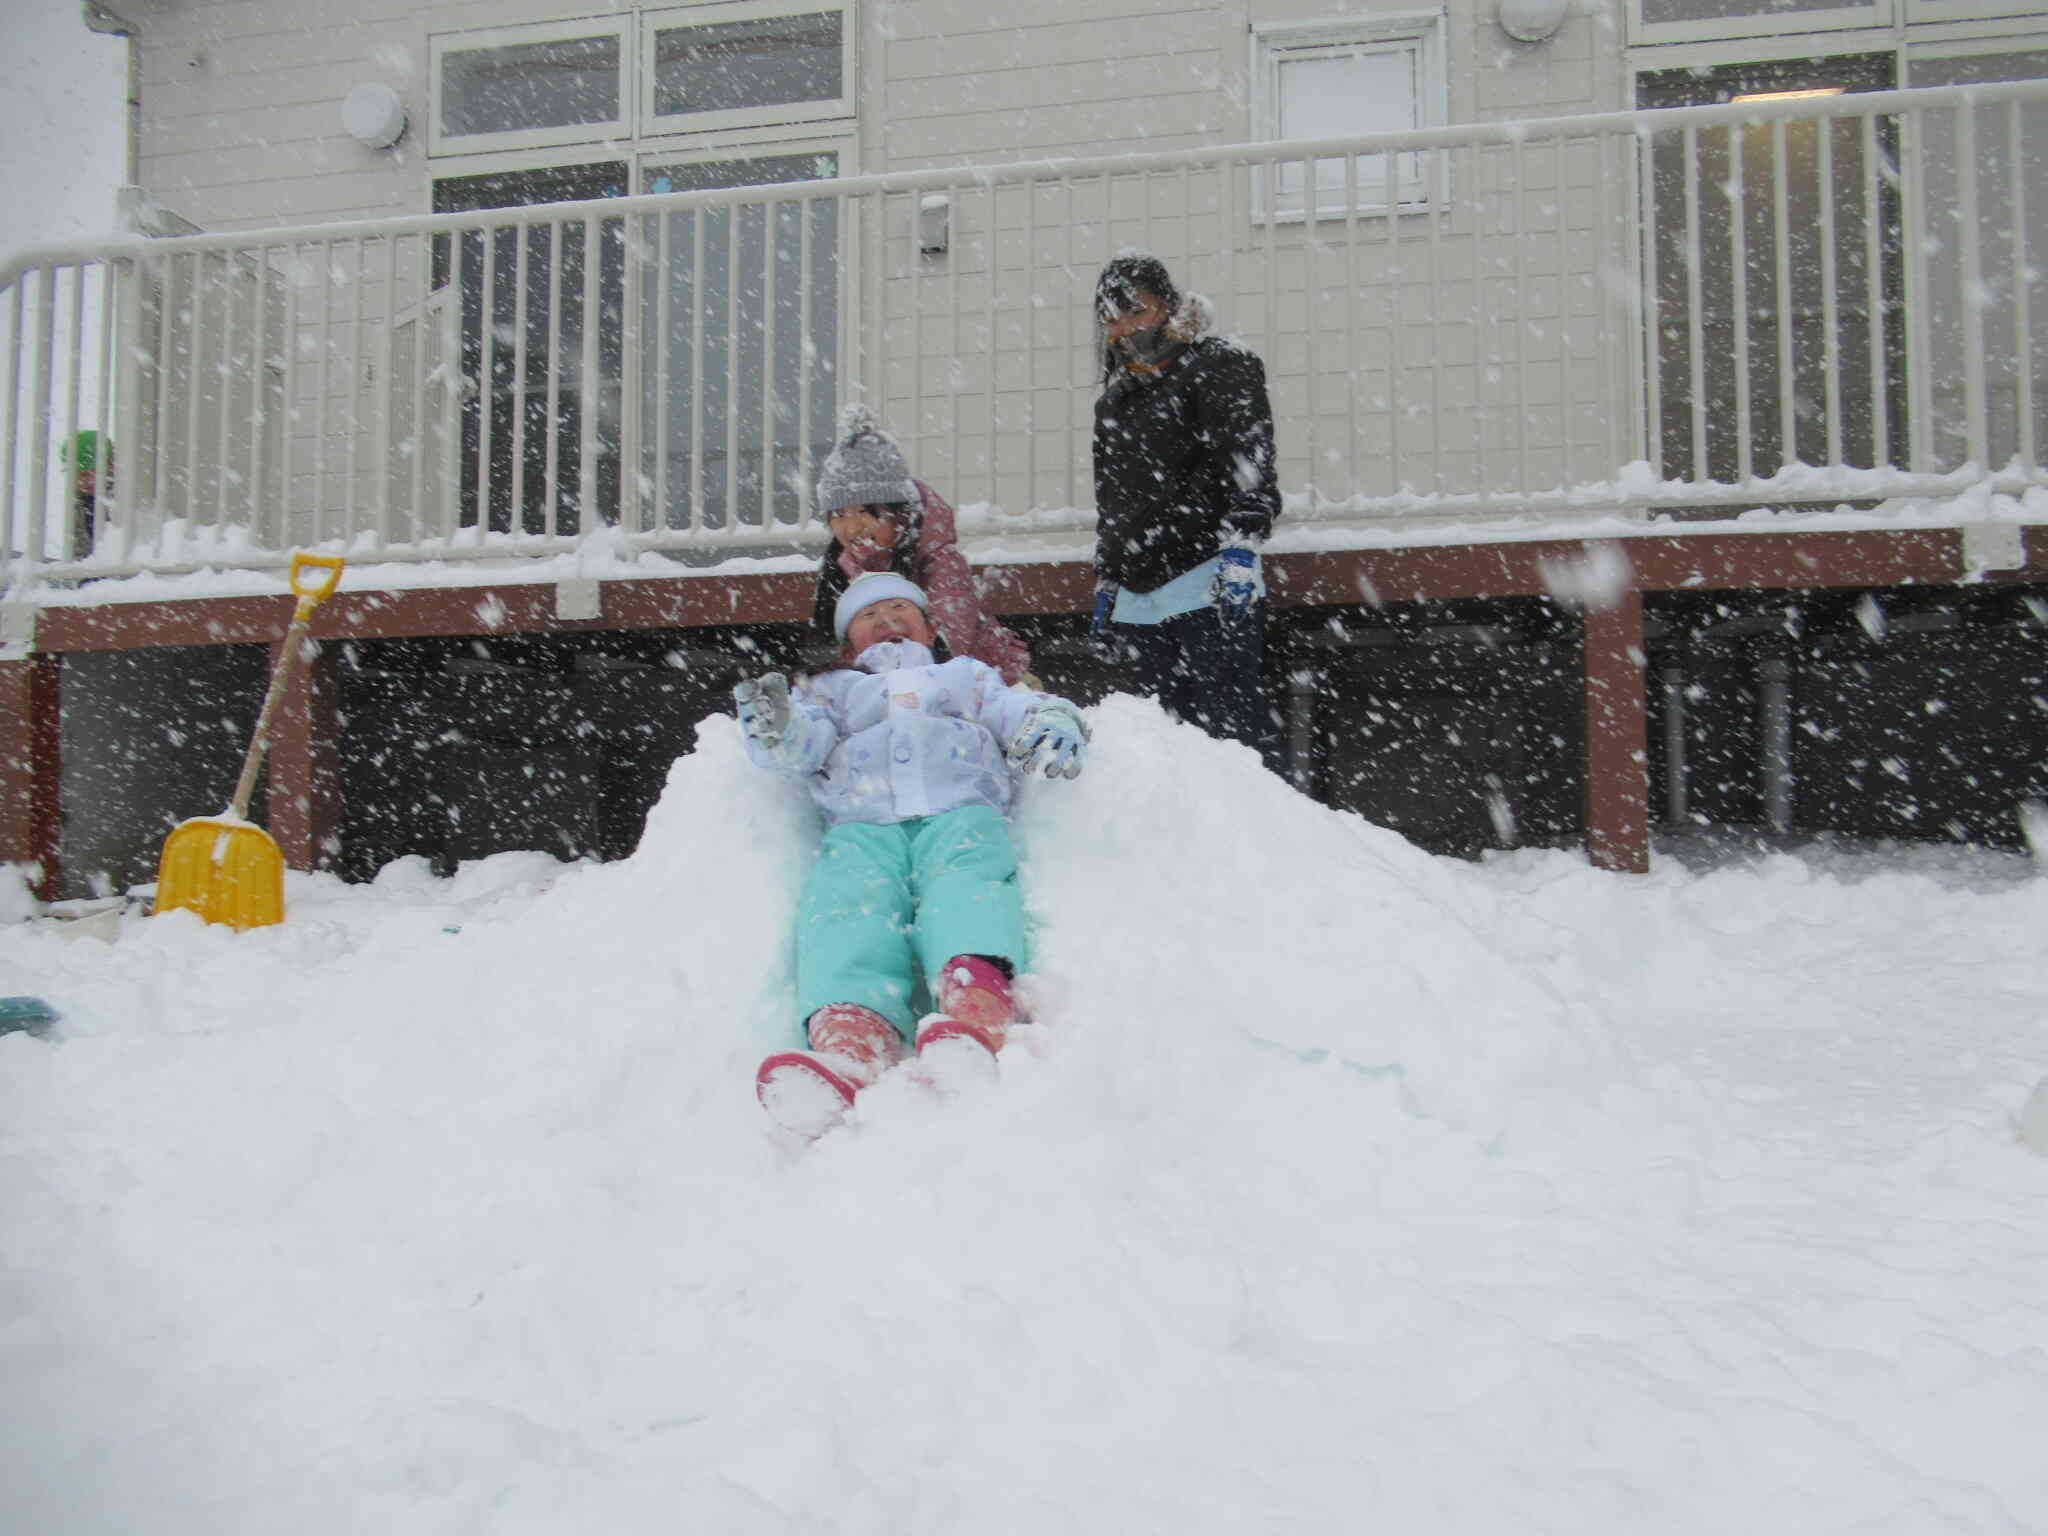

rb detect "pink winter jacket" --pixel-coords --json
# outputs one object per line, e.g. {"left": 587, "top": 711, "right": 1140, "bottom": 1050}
{"left": 836, "top": 481, "right": 1034, "bottom": 685}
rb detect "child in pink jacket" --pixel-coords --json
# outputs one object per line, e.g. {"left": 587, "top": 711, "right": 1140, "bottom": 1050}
{"left": 810, "top": 406, "right": 1035, "bottom": 686}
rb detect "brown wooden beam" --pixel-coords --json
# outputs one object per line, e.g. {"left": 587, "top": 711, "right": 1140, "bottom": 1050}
{"left": 1582, "top": 587, "right": 1651, "bottom": 874}
{"left": 36, "top": 570, "right": 822, "bottom": 652}
{"left": 0, "top": 655, "right": 63, "bottom": 898}
{"left": 976, "top": 561, "right": 1099, "bottom": 614}
{"left": 1624, "top": 527, "right": 1964, "bottom": 591}
{"left": 29, "top": 525, "right": 2040, "bottom": 658}
{"left": 1268, "top": 542, "right": 1570, "bottom": 607}
{"left": 18, "top": 525, "right": 2040, "bottom": 889}
{"left": 267, "top": 637, "right": 339, "bottom": 873}
{"left": 1264, "top": 528, "right": 1978, "bottom": 610}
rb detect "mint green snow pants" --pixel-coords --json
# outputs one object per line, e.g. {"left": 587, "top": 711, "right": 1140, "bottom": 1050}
{"left": 795, "top": 804, "right": 1027, "bottom": 1043}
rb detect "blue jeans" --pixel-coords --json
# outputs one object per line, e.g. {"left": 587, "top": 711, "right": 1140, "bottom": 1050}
{"left": 794, "top": 804, "right": 1028, "bottom": 1042}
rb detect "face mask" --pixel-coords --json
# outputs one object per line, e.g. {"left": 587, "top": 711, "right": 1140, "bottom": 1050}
{"left": 1114, "top": 322, "right": 1181, "bottom": 369}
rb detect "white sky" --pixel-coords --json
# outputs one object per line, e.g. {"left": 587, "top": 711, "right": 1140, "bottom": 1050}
{"left": 0, "top": 0, "right": 128, "bottom": 258}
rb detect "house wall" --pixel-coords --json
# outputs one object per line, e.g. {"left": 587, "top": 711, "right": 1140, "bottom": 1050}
{"left": 119, "top": 0, "right": 1639, "bottom": 540}
{"left": 100, "top": 1, "right": 2048, "bottom": 553}
{"left": 129, "top": 0, "right": 1623, "bottom": 231}
{"left": 133, "top": 0, "right": 423, "bottom": 229}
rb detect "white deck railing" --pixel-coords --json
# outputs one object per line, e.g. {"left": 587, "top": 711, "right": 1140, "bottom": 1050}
{"left": 4, "top": 82, "right": 2045, "bottom": 590}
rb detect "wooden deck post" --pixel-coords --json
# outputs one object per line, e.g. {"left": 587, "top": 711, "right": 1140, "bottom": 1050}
{"left": 267, "top": 636, "right": 340, "bottom": 872}
{"left": 1582, "top": 581, "right": 1651, "bottom": 874}
{"left": 0, "top": 654, "right": 63, "bottom": 898}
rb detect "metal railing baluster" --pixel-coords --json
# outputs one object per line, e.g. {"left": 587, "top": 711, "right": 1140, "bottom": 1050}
{"left": 1863, "top": 114, "right": 1889, "bottom": 472}
{"left": 476, "top": 225, "right": 497, "bottom": 538}
{"left": 1818, "top": 116, "right": 1843, "bottom": 471}
{"left": 1728, "top": 122, "right": 1752, "bottom": 485}
{"left": 2011, "top": 98, "right": 2037, "bottom": 475}
{"left": 1958, "top": 99, "right": 1989, "bottom": 472}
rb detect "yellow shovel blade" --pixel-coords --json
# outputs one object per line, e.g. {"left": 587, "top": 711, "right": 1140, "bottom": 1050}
{"left": 156, "top": 817, "right": 286, "bottom": 931}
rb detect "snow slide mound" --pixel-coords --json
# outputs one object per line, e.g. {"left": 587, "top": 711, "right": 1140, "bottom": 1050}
{"left": 0, "top": 698, "right": 1602, "bottom": 1532}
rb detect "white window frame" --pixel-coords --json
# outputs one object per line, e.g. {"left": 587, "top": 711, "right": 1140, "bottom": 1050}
{"left": 428, "top": 16, "right": 632, "bottom": 159}
{"left": 1625, "top": 30, "right": 1901, "bottom": 97}
{"left": 639, "top": 0, "right": 855, "bottom": 143}
{"left": 636, "top": 135, "right": 849, "bottom": 195}
{"left": 1625, "top": 0, "right": 1892, "bottom": 49}
{"left": 1903, "top": 1, "right": 2048, "bottom": 31}
{"left": 1249, "top": 11, "right": 1449, "bottom": 223}
{"left": 424, "top": 142, "right": 636, "bottom": 202}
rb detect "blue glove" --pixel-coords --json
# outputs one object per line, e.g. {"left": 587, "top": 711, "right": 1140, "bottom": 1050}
{"left": 1007, "top": 702, "right": 1089, "bottom": 780}
{"left": 1091, "top": 582, "right": 1117, "bottom": 637}
{"left": 733, "top": 672, "right": 791, "bottom": 750}
{"left": 1213, "top": 539, "right": 1260, "bottom": 628}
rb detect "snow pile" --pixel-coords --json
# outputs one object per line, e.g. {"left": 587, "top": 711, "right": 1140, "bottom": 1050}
{"left": 5, "top": 700, "right": 2048, "bottom": 1534}
{"left": 1012, "top": 695, "right": 1609, "bottom": 1143}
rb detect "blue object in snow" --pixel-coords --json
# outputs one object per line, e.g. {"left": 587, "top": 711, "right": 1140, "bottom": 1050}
{"left": 0, "top": 996, "right": 59, "bottom": 1038}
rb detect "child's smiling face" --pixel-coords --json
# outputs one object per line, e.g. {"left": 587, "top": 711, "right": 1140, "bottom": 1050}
{"left": 828, "top": 506, "right": 901, "bottom": 556}
{"left": 846, "top": 596, "right": 934, "bottom": 653}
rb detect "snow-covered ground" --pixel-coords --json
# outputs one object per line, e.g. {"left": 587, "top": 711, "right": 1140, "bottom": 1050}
{"left": 4, "top": 695, "right": 2047, "bottom": 1534}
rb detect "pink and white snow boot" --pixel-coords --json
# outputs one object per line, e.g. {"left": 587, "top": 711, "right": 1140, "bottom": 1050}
{"left": 914, "top": 955, "right": 1016, "bottom": 1090}
{"left": 756, "top": 1003, "right": 903, "bottom": 1139}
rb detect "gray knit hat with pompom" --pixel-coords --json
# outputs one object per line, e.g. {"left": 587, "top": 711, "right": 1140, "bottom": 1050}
{"left": 815, "top": 404, "right": 917, "bottom": 518}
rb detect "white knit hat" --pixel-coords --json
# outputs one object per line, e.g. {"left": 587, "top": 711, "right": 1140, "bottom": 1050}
{"left": 833, "top": 571, "right": 929, "bottom": 640}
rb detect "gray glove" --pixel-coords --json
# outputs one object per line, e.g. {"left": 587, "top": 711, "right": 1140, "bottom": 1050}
{"left": 734, "top": 672, "right": 791, "bottom": 750}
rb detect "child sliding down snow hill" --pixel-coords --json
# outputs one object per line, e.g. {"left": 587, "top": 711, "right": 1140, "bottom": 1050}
{"left": 735, "top": 572, "right": 1089, "bottom": 1138}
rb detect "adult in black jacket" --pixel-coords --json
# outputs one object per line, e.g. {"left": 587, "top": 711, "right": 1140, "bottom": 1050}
{"left": 1091, "top": 252, "right": 1281, "bottom": 766}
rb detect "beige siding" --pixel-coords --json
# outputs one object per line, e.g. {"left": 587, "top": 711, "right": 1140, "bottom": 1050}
{"left": 131, "top": 0, "right": 1624, "bottom": 244}
{"left": 139, "top": 0, "right": 427, "bottom": 229}
{"left": 105, "top": 0, "right": 2048, "bottom": 545}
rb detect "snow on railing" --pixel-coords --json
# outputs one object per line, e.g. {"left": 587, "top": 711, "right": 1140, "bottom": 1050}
{"left": 3, "top": 82, "right": 2045, "bottom": 591}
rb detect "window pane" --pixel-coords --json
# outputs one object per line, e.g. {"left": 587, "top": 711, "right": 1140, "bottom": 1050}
{"left": 1908, "top": 50, "right": 2048, "bottom": 86}
{"left": 1638, "top": 60, "right": 1906, "bottom": 479}
{"left": 653, "top": 11, "right": 842, "bottom": 118}
{"left": 647, "top": 152, "right": 840, "bottom": 195}
{"left": 1641, "top": 0, "right": 1859, "bottom": 25}
{"left": 430, "top": 164, "right": 630, "bottom": 536}
{"left": 1275, "top": 47, "right": 1422, "bottom": 213}
{"left": 640, "top": 154, "right": 840, "bottom": 531}
{"left": 441, "top": 35, "right": 620, "bottom": 138}
{"left": 1277, "top": 50, "right": 1415, "bottom": 140}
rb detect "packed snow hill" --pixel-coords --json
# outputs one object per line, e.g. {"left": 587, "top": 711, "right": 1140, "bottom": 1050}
{"left": 5, "top": 694, "right": 2048, "bottom": 1534}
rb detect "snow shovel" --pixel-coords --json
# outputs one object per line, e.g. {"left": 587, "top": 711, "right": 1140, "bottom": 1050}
{"left": 155, "top": 552, "right": 346, "bottom": 930}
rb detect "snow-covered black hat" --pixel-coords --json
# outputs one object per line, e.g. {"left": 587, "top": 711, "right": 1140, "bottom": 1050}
{"left": 815, "top": 404, "right": 917, "bottom": 518}
{"left": 1095, "top": 251, "right": 1180, "bottom": 324}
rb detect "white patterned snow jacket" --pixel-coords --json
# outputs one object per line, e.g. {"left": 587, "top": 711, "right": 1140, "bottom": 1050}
{"left": 746, "top": 639, "right": 1068, "bottom": 825}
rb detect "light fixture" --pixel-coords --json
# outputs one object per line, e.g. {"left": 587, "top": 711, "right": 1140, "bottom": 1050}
{"left": 1498, "top": 0, "right": 1570, "bottom": 43}
{"left": 341, "top": 82, "right": 407, "bottom": 149}
{"left": 918, "top": 193, "right": 950, "bottom": 255}
{"left": 1731, "top": 86, "right": 1847, "bottom": 103}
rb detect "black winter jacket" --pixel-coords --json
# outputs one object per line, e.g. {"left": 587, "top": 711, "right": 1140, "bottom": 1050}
{"left": 1091, "top": 335, "right": 1281, "bottom": 594}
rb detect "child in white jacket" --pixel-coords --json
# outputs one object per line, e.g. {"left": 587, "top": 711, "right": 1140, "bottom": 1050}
{"left": 736, "top": 572, "right": 1088, "bottom": 1137}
